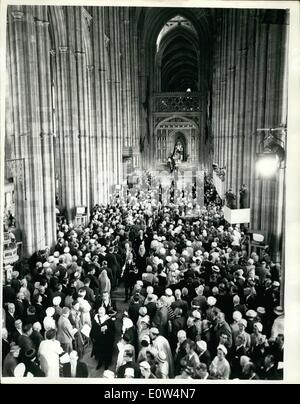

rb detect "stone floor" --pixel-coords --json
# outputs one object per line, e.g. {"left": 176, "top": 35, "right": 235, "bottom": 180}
{"left": 82, "top": 285, "right": 128, "bottom": 378}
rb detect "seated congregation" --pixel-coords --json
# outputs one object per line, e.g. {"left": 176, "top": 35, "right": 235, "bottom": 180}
{"left": 2, "top": 177, "right": 284, "bottom": 380}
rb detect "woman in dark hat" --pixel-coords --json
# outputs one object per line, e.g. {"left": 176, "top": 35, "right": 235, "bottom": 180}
{"left": 23, "top": 348, "right": 45, "bottom": 377}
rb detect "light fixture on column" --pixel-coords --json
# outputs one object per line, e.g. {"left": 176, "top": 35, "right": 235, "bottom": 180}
{"left": 256, "top": 152, "right": 280, "bottom": 178}
{"left": 255, "top": 126, "right": 286, "bottom": 179}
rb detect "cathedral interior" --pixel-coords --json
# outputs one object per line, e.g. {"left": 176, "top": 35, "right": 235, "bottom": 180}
{"left": 2, "top": 3, "right": 300, "bottom": 382}
{"left": 4, "top": 5, "right": 288, "bottom": 259}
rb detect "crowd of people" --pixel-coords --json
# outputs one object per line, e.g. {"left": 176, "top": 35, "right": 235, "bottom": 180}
{"left": 2, "top": 175, "right": 284, "bottom": 380}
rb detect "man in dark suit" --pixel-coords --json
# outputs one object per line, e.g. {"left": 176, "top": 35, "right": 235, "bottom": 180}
{"left": 15, "top": 291, "right": 29, "bottom": 322}
{"left": 3, "top": 280, "right": 16, "bottom": 304}
{"left": 261, "top": 354, "right": 281, "bottom": 380}
{"left": 174, "top": 330, "right": 188, "bottom": 375}
{"left": 145, "top": 294, "right": 157, "bottom": 321}
{"left": 18, "top": 323, "right": 35, "bottom": 361}
{"left": 196, "top": 340, "right": 212, "bottom": 368}
{"left": 2, "top": 328, "right": 10, "bottom": 363}
{"left": 152, "top": 298, "right": 169, "bottom": 338}
{"left": 117, "top": 349, "right": 140, "bottom": 378}
{"left": 171, "top": 289, "right": 189, "bottom": 316}
{"left": 212, "top": 311, "right": 232, "bottom": 355}
{"left": 31, "top": 322, "right": 44, "bottom": 350}
{"left": 5, "top": 303, "right": 18, "bottom": 341}
{"left": 12, "top": 319, "right": 23, "bottom": 345}
{"left": 83, "top": 278, "right": 96, "bottom": 304}
{"left": 62, "top": 350, "right": 89, "bottom": 378}
{"left": 105, "top": 247, "right": 119, "bottom": 289}
{"left": 11, "top": 271, "right": 21, "bottom": 294}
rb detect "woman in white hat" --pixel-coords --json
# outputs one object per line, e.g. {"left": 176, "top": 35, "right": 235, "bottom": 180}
{"left": 149, "top": 328, "right": 169, "bottom": 364}
{"left": 270, "top": 306, "right": 284, "bottom": 341}
{"left": 38, "top": 329, "right": 64, "bottom": 378}
{"left": 209, "top": 344, "right": 231, "bottom": 379}
{"left": 155, "top": 350, "right": 169, "bottom": 379}
{"left": 43, "top": 307, "right": 56, "bottom": 332}
{"left": 139, "top": 360, "right": 156, "bottom": 379}
{"left": 231, "top": 310, "right": 243, "bottom": 341}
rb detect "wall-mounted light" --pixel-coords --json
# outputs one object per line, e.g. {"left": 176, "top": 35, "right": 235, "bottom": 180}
{"left": 256, "top": 152, "right": 280, "bottom": 178}
{"left": 255, "top": 126, "right": 286, "bottom": 179}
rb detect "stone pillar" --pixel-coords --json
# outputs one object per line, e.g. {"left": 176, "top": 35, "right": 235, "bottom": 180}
{"left": 6, "top": 6, "right": 56, "bottom": 255}
{"left": 35, "top": 17, "right": 56, "bottom": 247}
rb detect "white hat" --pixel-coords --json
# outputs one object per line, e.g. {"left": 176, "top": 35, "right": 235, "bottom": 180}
{"left": 124, "top": 367, "right": 135, "bottom": 377}
{"left": 192, "top": 310, "right": 201, "bottom": 320}
{"left": 157, "top": 350, "right": 167, "bottom": 362}
{"left": 103, "top": 370, "right": 115, "bottom": 378}
{"left": 272, "top": 281, "right": 280, "bottom": 287}
{"left": 257, "top": 307, "right": 266, "bottom": 315}
{"left": 165, "top": 288, "right": 173, "bottom": 297}
{"left": 212, "top": 265, "right": 220, "bottom": 273}
{"left": 232, "top": 311, "right": 242, "bottom": 322}
{"left": 53, "top": 296, "right": 61, "bottom": 306}
{"left": 196, "top": 340, "right": 207, "bottom": 351}
{"left": 207, "top": 296, "right": 217, "bottom": 306}
{"left": 246, "top": 309, "right": 257, "bottom": 319}
{"left": 46, "top": 307, "right": 55, "bottom": 317}
{"left": 186, "top": 241, "right": 192, "bottom": 247}
{"left": 239, "top": 319, "right": 247, "bottom": 328}
{"left": 53, "top": 251, "right": 60, "bottom": 258}
{"left": 14, "top": 362, "right": 26, "bottom": 377}
{"left": 64, "top": 247, "right": 70, "bottom": 253}
{"left": 43, "top": 262, "right": 50, "bottom": 268}
{"left": 150, "top": 327, "right": 159, "bottom": 335}
{"left": 254, "top": 322, "right": 263, "bottom": 332}
{"left": 48, "top": 256, "right": 54, "bottom": 263}
{"left": 139, "top": 361, "right": 151, "bottom": 370}
{"left": 166, "top": 256, "right": 172, "bottom": 262}
{"left": 123, "top": 317, "right": 133, "bottom": 331}
{"left": 217, "top": 344, "right": 228, "bottom": 355}
{"left": 273, "top": 306, "right": 284, "bottom": 316}
{"left": 211, "top": 242, "right": 217, "bottom": 248}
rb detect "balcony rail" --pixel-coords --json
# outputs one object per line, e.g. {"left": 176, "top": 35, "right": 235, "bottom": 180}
{"left": 152, "top": 92, "right": 201, "bottom": 113}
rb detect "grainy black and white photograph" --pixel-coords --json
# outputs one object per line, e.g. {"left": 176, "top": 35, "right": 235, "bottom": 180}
{"left": 1, "top": 0, "right": 300, "bottom": 384}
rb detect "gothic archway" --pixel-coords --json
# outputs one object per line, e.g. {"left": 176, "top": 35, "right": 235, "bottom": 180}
{"left": 153, "top": 116, "right": 200, "bottom": 165}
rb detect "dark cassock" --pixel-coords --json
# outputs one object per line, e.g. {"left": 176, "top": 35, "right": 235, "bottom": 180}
{"left": 239, "top": 185, "right": 250, "bottom": 209}
{"left": 225, "top": 189, "right": 237, "bottom": 209}
{"left": 90, "top": 309, "right": 115, "bottom": 370}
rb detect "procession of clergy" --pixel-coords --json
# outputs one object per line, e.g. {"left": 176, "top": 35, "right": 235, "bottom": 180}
{"left": 2, "top": 176, "right": 284, "bottom": 380}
